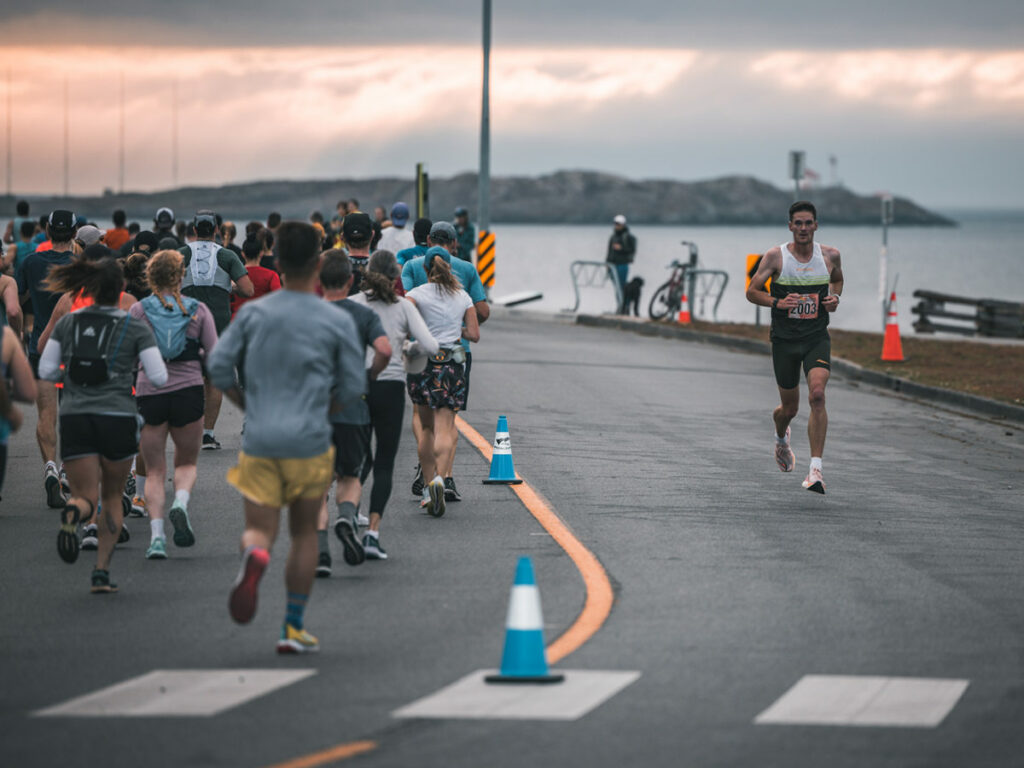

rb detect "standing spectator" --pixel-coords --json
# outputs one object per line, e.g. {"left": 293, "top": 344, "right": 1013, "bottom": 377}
{"left": 606, "top": 214, "right": 636, "bottom": 314}
{"left": 103, "top": 210, "right": 131, "bottom": 252}
{"left": 453, "top": 206, "right": 475, "bottom": 264}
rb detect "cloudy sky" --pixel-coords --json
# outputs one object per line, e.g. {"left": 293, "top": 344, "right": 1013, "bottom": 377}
{"left": 2, "top": 1, "right": 1022, "bottom": 209}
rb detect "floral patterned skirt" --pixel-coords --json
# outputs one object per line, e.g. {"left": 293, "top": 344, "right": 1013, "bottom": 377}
{"left": 406, "top": 360, "right": 466, "bottom": 411}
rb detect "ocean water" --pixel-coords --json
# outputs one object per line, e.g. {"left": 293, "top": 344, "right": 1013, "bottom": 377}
{"left": 484, "top": 218, "right": 1024, "bottom": 335}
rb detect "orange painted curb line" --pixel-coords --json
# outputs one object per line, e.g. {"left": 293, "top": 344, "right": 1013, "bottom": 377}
{"left": 265, "top": 740, "right": 377, "bottom": 768}
{"left": 456, "top": 416, "right": 614, "bottom": 664}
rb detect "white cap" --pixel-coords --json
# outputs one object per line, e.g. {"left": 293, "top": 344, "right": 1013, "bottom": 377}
{"left": 613, "top": 214, "right": 627, "bottom": 225}
{"left": 75, "top": 224, "right": 106, "bottom": 246}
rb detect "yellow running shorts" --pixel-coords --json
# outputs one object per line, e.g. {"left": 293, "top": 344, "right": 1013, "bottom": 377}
{"left": 226, "top": 448, "right": 335, "bottom": 508}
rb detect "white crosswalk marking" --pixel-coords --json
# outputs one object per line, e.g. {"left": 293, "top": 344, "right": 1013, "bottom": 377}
{"left": 33, "top": 669, "right": 316, "bottom": 717}
{"left": 755, "top": 675, "right": 969, "bottom": 727}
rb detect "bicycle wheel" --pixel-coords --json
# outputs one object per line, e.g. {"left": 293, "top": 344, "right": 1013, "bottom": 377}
{"left": 649, "top": 281, "right": 675, "bottom": 320}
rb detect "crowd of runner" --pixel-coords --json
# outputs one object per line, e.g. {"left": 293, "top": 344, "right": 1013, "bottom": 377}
{"left": 0, "top": 199, "right": 487, "bottom": 654}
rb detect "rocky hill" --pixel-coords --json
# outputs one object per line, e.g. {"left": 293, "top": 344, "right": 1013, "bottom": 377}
{"left": 4, "top": 171, "right": 955, "bottom": 226}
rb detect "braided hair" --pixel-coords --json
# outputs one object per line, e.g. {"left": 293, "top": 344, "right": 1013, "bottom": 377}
{"left": 145, "top": 249, "right": 190, "bottom": 316}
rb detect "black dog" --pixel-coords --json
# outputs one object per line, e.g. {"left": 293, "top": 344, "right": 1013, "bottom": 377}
{"left": 622, "top": 277, "right": 644, "bottom": 316}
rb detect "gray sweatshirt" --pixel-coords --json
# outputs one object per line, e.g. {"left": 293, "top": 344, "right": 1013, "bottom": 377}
{"left": 207, "top": 290, "right": 365, "bottom": 458}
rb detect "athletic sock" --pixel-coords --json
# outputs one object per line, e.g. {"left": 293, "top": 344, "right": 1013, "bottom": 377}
{"left": 775, "top": 433, "right": 789, "bottom": 445}
{"left": 136, "top": 476, "right": 146, "bottom": 497}
{"left": 174, "top": 488, "right": 190, "bottom": 509}
{"left": 337, "top": 500, "right": 357, "bottom": 523}
{"left": 44, "top": 461, "right": 58, "bottom": 478}
{"left": 150, "top": 519, "right": 165, "bottom": 541}
{"left": 204, "top": 429, "right": 214, "bottom": 438}
{"left": 810, "top": 457, "right": 823, "bottom": 471}
{"left": 285, "top": 592, "right": 308, "bottom": 630}
{"left": 317, "top": 529, "right": 329, "bottom": 554}
{"left": 365, "top": 529, "right": 379, "bottom": 540}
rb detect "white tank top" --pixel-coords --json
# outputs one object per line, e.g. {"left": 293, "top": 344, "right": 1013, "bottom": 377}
{"left": 776, "top": 242, "right": 830, "bottom": 288}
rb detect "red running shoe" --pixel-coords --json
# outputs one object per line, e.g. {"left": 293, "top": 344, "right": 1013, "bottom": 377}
{"left": 229, "top": 547, "right": 270, "bottom": 624}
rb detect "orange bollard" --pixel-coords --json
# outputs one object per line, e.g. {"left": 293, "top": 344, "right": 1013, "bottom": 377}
{"left": 881, "top": 291, "right": 905, "bottom": 362}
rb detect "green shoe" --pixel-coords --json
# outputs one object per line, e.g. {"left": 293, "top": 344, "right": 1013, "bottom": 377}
{"left": 169, "top": 503, "right": 195, "bottom": 547}
{"left": 90, "top": 569, "right": 118, "bottom": 594}
{"left": 146, "top": 537, "right": 167, "bottom": 560}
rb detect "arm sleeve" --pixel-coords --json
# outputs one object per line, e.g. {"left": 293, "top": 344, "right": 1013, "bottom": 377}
{"left": 37, "top": 339, "right": 62, "bottom": 381}
{"left": 206, "top": 311, "right": 245, "bottom": 390}
{"left": 139, "top": 346, "right": 169, "bottom": 387}
{"left": 403, "top": 299, "right": 439, "bottom": 354}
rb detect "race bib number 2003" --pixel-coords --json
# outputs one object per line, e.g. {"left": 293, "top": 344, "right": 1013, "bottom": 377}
{"left": 788, "top": 293, "right": 819, "bottom": 319}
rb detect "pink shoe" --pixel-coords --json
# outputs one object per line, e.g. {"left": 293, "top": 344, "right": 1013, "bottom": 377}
{"left": 774, "top": 426, "right": 796, "bottom": 472}
{"left": 802, "top": 467, "right": 825, "bottom": 494}
{"left": 229, "top": 547, "right": 269, "bottom": 624}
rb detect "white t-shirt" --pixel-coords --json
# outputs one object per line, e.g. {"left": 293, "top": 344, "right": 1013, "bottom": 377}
{"left": 350, "top": 293, "right": 439, "bottom": 382}
{"left": 376, "top": 227, "right": 415, "bottom": 255}
{"left": 406, "top": 283, "right": 473, "bottom": 347}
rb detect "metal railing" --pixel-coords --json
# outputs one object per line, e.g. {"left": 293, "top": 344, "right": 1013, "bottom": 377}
{"left": 912, "top": 290, "right": 1024, "bottom": 338}
{"left": 688, "top": 268, "right": 730, "bottom": 322}
{"left": 565, "top": 260, "right": 622, "bottom": 313}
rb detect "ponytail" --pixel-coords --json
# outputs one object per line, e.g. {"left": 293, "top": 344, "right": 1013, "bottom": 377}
{"left": 44, "top": 258, "right": 123, "bottom": 305}
{"left": 145, "top": 249, "right": 190, "bottom": 316}
{"left": 427, "top": 255, "right": 460, "bottom": 295}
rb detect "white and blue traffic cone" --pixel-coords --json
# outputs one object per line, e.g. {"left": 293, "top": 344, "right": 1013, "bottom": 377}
{"left": 486, "top": 557, "right": 565, "bottom": 684}
{"left": 482, "top": 415, "right": 523, "bottom": 485}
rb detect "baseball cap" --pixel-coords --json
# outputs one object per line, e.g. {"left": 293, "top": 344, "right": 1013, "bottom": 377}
{"left": 429, "top": 221, "right": 457, "bottom": 244}
{"left": 155, "top": 207, "right": 175, "bottom": 227}
{"left": 390, "top": 202, "right": 410, "bottom": 227}
{"left": 412, "top": 217, "right": 432, "bottom": 246}
{"left": 424, "top": 245, "right": 452, "bottom": 273}
{"left": 343, "top": 211, "right": 373, "bottom": 243}
{"left": 454, "top": 206, "right": 468, "bottom": 217}
{"left": 613, "top": 214, "right": 627, "bottom": 225}
{"left": 75, "top": 224, "right": 106, "bottom": 246}
{"left": 48, "top": 209, "right": 77, "bottom": 236}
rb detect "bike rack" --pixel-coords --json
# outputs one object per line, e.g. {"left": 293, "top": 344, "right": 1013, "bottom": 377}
{"left": 565, "top": 260, "right": 623, "bottom": 313}
{"left": 688, "top": 269, "right": 730, "bottom": 321}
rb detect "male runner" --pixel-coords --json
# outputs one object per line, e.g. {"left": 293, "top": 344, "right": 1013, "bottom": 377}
{"left": 745, "top": 201, "right": 843, "bottom": 494}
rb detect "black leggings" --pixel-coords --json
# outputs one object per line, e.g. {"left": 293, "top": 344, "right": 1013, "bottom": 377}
{"left": 359, "top": 379, "right": 406, "bottom": 517}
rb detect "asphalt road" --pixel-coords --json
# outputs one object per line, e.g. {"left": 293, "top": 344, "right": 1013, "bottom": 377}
{"left": 2, "top": 311, "right": 1022, "bottom": 768}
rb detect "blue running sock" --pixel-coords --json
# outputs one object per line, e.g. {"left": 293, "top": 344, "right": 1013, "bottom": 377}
{"left": 285, "top": 592, "right": 308, "bottom": 630}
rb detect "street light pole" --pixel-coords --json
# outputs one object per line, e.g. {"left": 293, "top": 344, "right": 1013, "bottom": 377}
{"left": 477, "top": 0, "right": 491, "bottom": 233}
{"left": 879, "top": 194, "right": 894, "bottom": 330}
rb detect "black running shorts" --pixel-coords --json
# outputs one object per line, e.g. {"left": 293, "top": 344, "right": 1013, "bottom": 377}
{"left": 60, "top": 413, "right": 140, "bottom": 462}
{"left": 771, "top": 333, "right": 831, "bottom": 390}
{"left": 332, "top": 422, "right": 372, "bottom": 479}
{"left": 137, "top": 385, "right": 205, "bottom": 428}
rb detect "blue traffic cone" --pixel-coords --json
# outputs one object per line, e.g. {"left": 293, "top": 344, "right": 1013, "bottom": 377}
{"left": 482, "top": 415, "right": 523, "bottom": 485}
{"left": 485, "top": 557, "right": 565, "bottom": 684}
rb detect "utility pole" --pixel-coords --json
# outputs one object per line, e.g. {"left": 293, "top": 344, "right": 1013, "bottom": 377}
{"left": 788, "top": 150, "right": 804, "bottom": 201}
{"left": 879, "top": 194, "right": 894, "bottom": 330}
{"left": 5, "top": 67, "right": 11, "bottom": 196}
{"left": 63, "top": 75, "right": 69, "bottom": 197}
{"left": 172, "top": 78, "right": 179, "bottom": 189}
{"left": 476, "top": 0, "right": 496, "bottom": 293}
{"left": 119, "top": 71, "right": 125, "bottom": 193}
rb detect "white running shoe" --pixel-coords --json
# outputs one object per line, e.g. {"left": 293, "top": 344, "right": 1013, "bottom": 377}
{"left": 802, "top": 467, "right": 825, "bottom": 494}
{"left": 774, "top": 426, "right": 796, "bottom": 473}
{"left": 427, "top": 475, "right": 445, "bottom": 518}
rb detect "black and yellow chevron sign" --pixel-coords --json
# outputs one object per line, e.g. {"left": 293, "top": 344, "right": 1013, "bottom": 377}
{"left": 477, "top": 230, "right": 496, "bottom": 287}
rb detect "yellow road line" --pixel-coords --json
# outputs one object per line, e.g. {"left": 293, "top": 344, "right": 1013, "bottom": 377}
{"left": 455, "top": 416, "right": 614, "bottom": 664}
{"left": 264, "top": 740, "right": 377, "bottom": 768}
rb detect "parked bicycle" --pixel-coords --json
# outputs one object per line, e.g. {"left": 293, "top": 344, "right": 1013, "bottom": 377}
{"left": 649, "top": 241, "right": 699, "bottom": 320}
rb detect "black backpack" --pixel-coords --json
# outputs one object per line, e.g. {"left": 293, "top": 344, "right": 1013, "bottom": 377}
{"left": 66, "top": 313, "right": 130, "bottom": 387}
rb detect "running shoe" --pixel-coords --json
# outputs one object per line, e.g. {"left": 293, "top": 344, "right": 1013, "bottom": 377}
{"left": 774, "top": 426, "right": 796, "bottom": 473}
{"left": 427, "top": 475, "right": 445, "bottom": 518}
{"left": 411, "top": 464, "right": 424, "bottom": 496}
{"left": 90, "top": 569, "right": 118, "bottom": 594}
{"left": 58, "top": 502, "right": 83, "bottom": 563}
{"left": 118, "top": 523, "right": 131, "bottom": 544}
{"left": 355, "top": 512, "right": 369, "bottom": 527}
{"left": 59, "top": 466, "right": 71, "bottom": 498}
{"left": 363, "top": 533, "right": 388, "bottom": 560}
{"left": 201, "top": 433, "right": 221, "bottom": 450}
{"left": 124, "top": 470, "right": 136, "bottom": 499}
{"left": 802, "top": 467, "right": 826, "bottom": 495}
{"left": 315, "top": 551, "right": 332, "bottom": 578}
{"left": 81, "top": 524, "right": 99, "bottom": 551}
{"left": 229, "top": 547, "right": 270, "bottom": 624}
{"left": 276, "top": 624, "right": 319, "bottom": 654}
{"left": 45, "top": 472, "right": 66, "bottom": 509}
{"left": 146, "top": 537, "right": 168, "bottom": 560}
{"left": 130, "top": 496, "right": 148, "bottom": 517}
{"left": 169, "top": 502, "right": 195, "bottom": 547}
{"left": 333, "top": 514, "right": 365, "bottom": 566}
{"left": 444, "top": 477, "right": 462, "bottom": 502}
